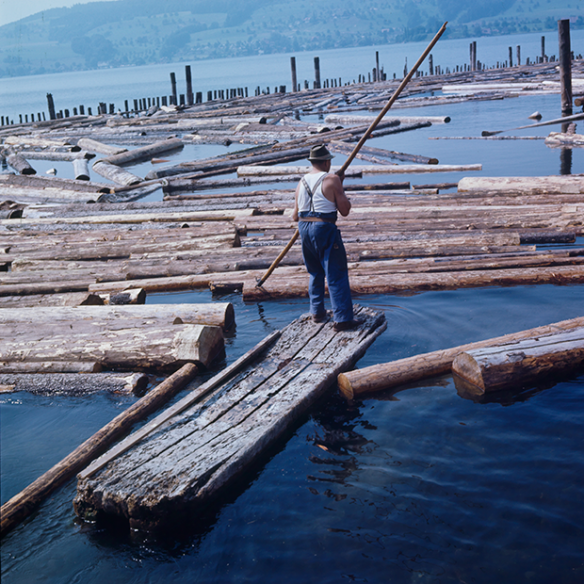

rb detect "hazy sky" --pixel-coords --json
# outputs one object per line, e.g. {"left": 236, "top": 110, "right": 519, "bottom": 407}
{"left": 0, "top": 0, "right": 110, "bottom": 27}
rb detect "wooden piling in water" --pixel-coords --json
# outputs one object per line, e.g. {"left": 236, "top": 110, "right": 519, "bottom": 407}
{"left": 290, "top": 56, "right": 297, "bottom": 93}
{"left": 558, "top": 19, "right": 573, "bottom": 116}
{"left": 314, "top": 56, "right": 321, "bottom": 89}
{"left": 170, "top": 72, "right": 177, "bottom": 105}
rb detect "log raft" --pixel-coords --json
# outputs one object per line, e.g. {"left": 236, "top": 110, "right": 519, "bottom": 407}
{"left": 74, "top": 306, "right": 386, "bottom": 531}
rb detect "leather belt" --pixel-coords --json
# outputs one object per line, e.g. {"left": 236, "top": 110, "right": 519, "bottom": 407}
{"left": 299, "top": 217, "right": 336, "bottom": 224}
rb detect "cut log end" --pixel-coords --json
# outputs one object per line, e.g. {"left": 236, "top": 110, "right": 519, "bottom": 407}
{"left": 337, "top": 373, "right": 355, "bottom": 400}
{"left": 451, "top": 352, "right": 486, "bottom": 392}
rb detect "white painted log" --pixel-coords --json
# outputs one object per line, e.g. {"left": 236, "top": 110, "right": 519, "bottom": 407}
{"left": 237, "top": 164, "right": 482, "bottom": 177}
{"left": 452, "top": 328, "right": 584, "bottom": 393}
{"left": 458, "top": 176, "right": 584, "bottom": 194}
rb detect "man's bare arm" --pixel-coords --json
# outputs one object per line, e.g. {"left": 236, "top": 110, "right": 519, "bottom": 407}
{"left": 323, "top": 173, "right": 351, "bottom": 217}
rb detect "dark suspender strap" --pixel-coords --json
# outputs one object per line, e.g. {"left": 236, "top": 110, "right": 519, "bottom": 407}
{"left": 301, "top": 174, "right": 327, "bottom": 213}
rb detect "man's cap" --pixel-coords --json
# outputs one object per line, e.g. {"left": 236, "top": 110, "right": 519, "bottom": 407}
{"left": 308, "top": 144, "right": 334, "bottom": 161}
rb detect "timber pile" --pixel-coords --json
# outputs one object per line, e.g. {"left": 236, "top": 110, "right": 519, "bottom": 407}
{"left": 0, "top": 304, "right": 232, "bottom": 395}
{"left": 1, "top": 182, "right": 582, "bottom": 304}
{"left": 74, "top": 306, "right": 386, "bottom": 531}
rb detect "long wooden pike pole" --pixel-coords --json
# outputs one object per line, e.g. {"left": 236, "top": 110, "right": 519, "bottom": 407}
{"left": 256, "top": 21, "right": 448, "bottom": 288}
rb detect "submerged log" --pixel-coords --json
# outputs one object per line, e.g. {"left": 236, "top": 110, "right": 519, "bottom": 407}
{"left": 337, "top": 316, "right": 584, "bottom": 399}
{"left": 452, "top": 328, "right": 584, "bottom": 393}
{"left": 0, "top": 363, "right": 199, "bottom": 538}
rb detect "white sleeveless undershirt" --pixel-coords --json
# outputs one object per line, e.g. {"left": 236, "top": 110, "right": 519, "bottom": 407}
{"left": 297, "top": 172, "right": 337, "bottom": 214}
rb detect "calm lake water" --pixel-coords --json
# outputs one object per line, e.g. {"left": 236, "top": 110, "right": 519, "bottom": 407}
{"left": 1, "top": 29, "right": 584, "bottom": 584}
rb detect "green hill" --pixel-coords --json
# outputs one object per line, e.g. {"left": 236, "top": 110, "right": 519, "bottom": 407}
{"left": 0, "top": 0, "right": 581, "bottom": 77}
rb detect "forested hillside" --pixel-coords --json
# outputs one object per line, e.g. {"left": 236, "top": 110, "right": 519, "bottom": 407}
{"left": 1, "top": 0, "right": 581, "bottom": 77}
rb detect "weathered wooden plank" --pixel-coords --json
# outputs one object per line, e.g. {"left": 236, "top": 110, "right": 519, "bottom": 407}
{"left": 74, "top": 307, "right": 386, "bottom": 530}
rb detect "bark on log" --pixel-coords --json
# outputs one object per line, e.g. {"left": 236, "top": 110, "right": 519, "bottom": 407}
{"left": 73, "top": 158, "right": 90, "bottom": 181}
{"left": 0, "top": 361, "right": 102, "bottom": 373}
{"left": 76, "top": 138, "right": 128, "bottom": 155}
{"left": 16, "top": 151, "right": 95, "bottom": 162}
{"left": 452, "top": 328, "right": 584, "bottom": 393}
{"left": 99, "top": 288, "right": 146, "bottom": 305}
{"left": 237, "top": 163, "right": 482, "bottom": 176}
{"left": 0, "top": 363, "right": 198, "bottom": 538}
{"left": 6, "top": 152, "right": 36, "bottom": 175}
{"left": 325, "top": 114, "right": 451, "bottom": 125}
{"left": 337, "top": 316, "right": 584, "bottom": 399}
{"left": 458, "top": 176, "right": 584, "bottom": 194}
{"left": 0, "top": 292, "right": 104, "bottom": 308}
{"left": 0, "top": 371, "right": 149, "bottom": 395}
{"left": 101, "top": 138, "right": 184, "bottom": 166}
{"left": 0, "top": 303, "right": 235, "bottom": 331}
{"left": 92, "top": 161, "right": 142, "bottom": 186}
{"left": 0, "top": 324, "right": 224, "bottom": 371}
{"left": 0, "top": 173, "right": 111, "bottom": 193}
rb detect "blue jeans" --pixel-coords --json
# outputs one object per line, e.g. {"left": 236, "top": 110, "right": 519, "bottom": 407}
{"left": 298, "top": 221, "right": 354, "bottom": 323}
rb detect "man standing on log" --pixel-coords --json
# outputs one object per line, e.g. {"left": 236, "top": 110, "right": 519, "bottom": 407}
{"left": 292, "top": 144, "right": 360, "bottom": 331}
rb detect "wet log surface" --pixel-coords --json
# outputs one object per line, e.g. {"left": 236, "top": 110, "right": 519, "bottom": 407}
{"left": 338, "top": 316, "right": 584, "bottom": 399}
{"left": 74, "top": 305, "right": 386, "bottom": 531}
{"left": 452, "top": 328, "right": 584, "bottom": 393}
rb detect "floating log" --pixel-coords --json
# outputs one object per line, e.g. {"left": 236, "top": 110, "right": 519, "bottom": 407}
{"left": 3, "top": 136, "right": 78, "bottom": 149}
{"left": 325, "top": 113, "right": 451, "bottom": 124}
{"left": 0, "top": 292, "right": 104, "bottom": 308}
{"left": 481, "top": 112, "right": 584, "bottom": 136}
{"left": 16, "top": 151, "right": 95, "bottom": 162}
{"left": 0, "top": 361, "right": 102, "bottom": 373}
{"left": 0, "top": 324, "right": 224, "bottom": 371}
{"left": 101, "top": 138, "right": 184, "bottom": 166}
{"left": 452, "top": 328, "right": 584, "bottom": 393}
{"left": 237, "top": 163, "right": 482, "bottom": 177}
{"left": 545, "top": 132, "right": 584, "bottom": 148}
{"left": 0, "top": 208, "right": 254, "bottom": 227}
{"left": 0, "top": 372, "right": 149, "bottom": 395}
{"left": 77, "top": 138, "right": 127, "bottom": 155}
{"left": 92, "top": 161, "right": 142, "bottom": 187}
{"left": 74, "top": 307, "right": 386, "bottom": 531}
{"left": 0, "top": 363, "right": 199, "bottom": 538}
{"left": 6, "top": 152, "right": 36, "bottom": 175}
{"left": 73, "top": 158, "right": 90, "bottom": 181}
{"left": 0, "top": 173, "right": 112, "bottom": 194}
{"left": 329, "top": 140, "right": 438, "bottom": 164}
{"left": 99, "top": 288, "right": 146, "bottom": 305}
{"left": 337, "top": 316, "right": 584, "bottom": 399}
{"left": 458, "top": 176, "right": 584, "bottom": 194}
{"left": 0, "top": 303, "right": 235, "bottom": 331}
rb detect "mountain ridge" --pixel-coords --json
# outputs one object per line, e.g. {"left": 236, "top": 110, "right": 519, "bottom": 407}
{"left": 1, "top": 0, "right": 581, "bottom": 78}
